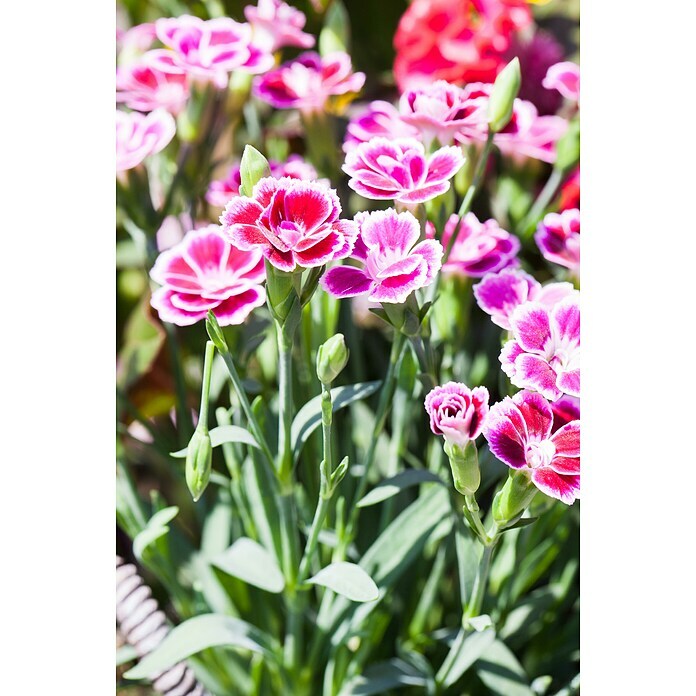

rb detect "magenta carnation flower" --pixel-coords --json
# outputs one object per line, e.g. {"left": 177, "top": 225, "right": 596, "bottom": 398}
{"left": 484, "top": 390, "right": 580, "bottom": 504}
{"left": 116, "top": 108, "right": 175, "bottom": 172}
{"left": 424, "top": 382, "right": 489, "bottom": 446}
{"left": 321, "top": 209, "right": 443, "bottom": 304}
{"left": 551, "top": 395, "right": 580, "bottom": 434}
{"left": 434, "top": 213, "right": 520, "bottom": 278}
{"left": 543, "top": 61, "right": 580, "bottom": 103}
{"left": 148, "top": 15, "right": 273, "bottom": 89}
{"left": 500, "top": 295, "right": 580, "bottom": 401}
{"left": 473, "top": 268, "right": 576, "bottom": 329}
{"left": 206, "top": 155, "right": 320, "bottom": 208}
{"left": 253, "top": 52, "right": 365, "bottom": 113}
{"left": 150, "top": 225, "right": 266, "bottom": 326}
{"left": 220, "top": 177, "right": 358, "bottom": 272}
{"left": 244, "top": 0, "right": 315, "bottom": 52}
{"left": 116, "top": 58, "right": 189, "bottom": 114}
{"left": 535, "top": 208, "right": 580, "bottom": 272}
{"left": 343, "top": 101, "right": 419, "bottom": 153}
{"left": 343, "top": 137, "right": 465, "bottom": 204}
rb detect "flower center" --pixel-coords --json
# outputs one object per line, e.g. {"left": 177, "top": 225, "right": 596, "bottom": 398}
{"left": 525, "top": 439, "right": 555, "bottom": 469}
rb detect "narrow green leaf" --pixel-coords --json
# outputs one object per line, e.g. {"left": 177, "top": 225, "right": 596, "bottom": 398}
{"left": 475, "top": 639, "right": 534, "bottom": 696}
{"left": 339, "top": 659, "right": 427, "bottom": 695}
{"left": 308, "top": 562, "right": 379, "bottom": 602}
{"left": 116, "top": 644, "right": 138, "bottom": 667}
{"left": 291, "top": 381, "right": 381, "bottom": 461}
{"left": 170, "top": 425, "right": 259, "bottom": 457}
{"left": 357, "top": 470, "right": 445, "bottom": 507}
{"left": 211, "top": 538, "right": 285, "bottom": 593}
{"left": 132, "top": 506, "right": 179, "bottom": 561}
{"left": 124, "top": 614, "right": 276, "bottom": 680}
{"left": 442, "top": 627, "right": 496, "bottom": 688}
{"left": 319, "top": 0, "right": 350, "bottom": 56}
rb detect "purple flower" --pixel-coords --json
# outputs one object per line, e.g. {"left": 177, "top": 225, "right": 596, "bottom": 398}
{"left": 150, "top": 225, "right": 266, "bottom": 326}
{"left": 116, "top": 108, "right": 175, "bottom": 172}
{"left": 343, "top": 100, "right": 419, "bottom": 153}
{"left": 321, "top": 208, "right": 443, "bottom": 304}
{"left": 535, "top": 208, "right": 580, "bottom": 272}
{"left": 424, "top": 382, "right": 489, "bottom": 446}
{"left": 484, "top": 390, "right": 580, "bottom": 505}
{"left": 343, "top": 137, "right": 465, "bottom": 204}
{"left": 473, "top": 268, "right": 576, "bottom": 329}
{"left": 244, "top": 0, "right": 315, "bottom": 52}
{"left": 543, "top": 61, "right": 580, "bottom": 103}
{"left": 500, "top": 294, "right": 580, "bottom": 401}
{"left": 253, "top": 52, "right": 365, "bottom": 113}
{"left": 434, "top": 213, "right": 520, "bottom": 278}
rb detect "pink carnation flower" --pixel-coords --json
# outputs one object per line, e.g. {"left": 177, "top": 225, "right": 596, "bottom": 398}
{"left": 484, "top": 390, "right": 580, "bottom": 504}
{"left": 473, "top": 268, "right": 576, "bottom": 329}
{"left": 150, "top": 225, "right": 266, "bottom": 326}
{"left": 148, "top": 15, "right": 273, "bottom": 89}
{"left": 117, "top": 23, "right": 157, "bottom": 64}
{"left": 433, "top": 212, "right": 520, "bottom": 278}
{"left": 424, "top": 382, "right": 489, "bottom": 446}
{"left": 253, "top": 52, "right": 365, "bottom": 113}
{"left": 543, "top": 61, "right": 580, "bottom": 103}
{"left": 244, "top": 0, "right": 315, "bottom": 52}
{"left": 550, "top": 395, "right": 580, "bottom": 434}
{"left": 116, "top": 58, "right": 189, "bottom": 114}
{"left": 206, "top": 155, "right": 319, "bottom": 208}
{"left": 321, "top": 209, "right": 443, "bottom": 304}
{"left": 535, "top": 208, "right": 580, "bottom": 272}
{"left": 343, "top": 101, "right": 419, "bottom": 153}
{"left": 343, "top": 137, "right": 465, "bottom": 204}
{"left": 500, "top": 294, "right": 580, "bottom": 401}
{"left": 116, "top": 108, "right": 176, "bottom": 172}
{"left": 220, "top": 177, "right": 358, "bottom": 272}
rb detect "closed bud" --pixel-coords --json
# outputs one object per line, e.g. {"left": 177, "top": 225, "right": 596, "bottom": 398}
{"left": 317, "top": 334, "right": 349, "bottom": 385}
{"left": 185, "top": 428, "right": 213, "bottom": 502}
{"left": 239, "top": 145, "right": 271, "bottom": 197}
{"left": 487, "top": 58, "right": 521, "bottom": 133}
{"left": 444, "top": 440, "right": 481, "bottom": 495}
{"left": 492, "top": 470, "right": 537, "bottom": 525}
{"left": 555, "top": 119, "right": 580, "bottom": 173}
{"left": 206, "top": 311, "right": 228, "bottom": 352}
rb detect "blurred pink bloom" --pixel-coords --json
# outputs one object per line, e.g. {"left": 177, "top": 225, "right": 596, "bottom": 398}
{"left": 117, "top": 23, "right": 157, "bottom": 64}
{"left": 484, "top": 390, "right": 580, "bottom": 504}
{"left": 343, "top": 101, "right": 419, "bottom": 153}
{"left": 116, "top": 108, "right": 176, "bottom": 172}
{"left": 424, "top": 382, "right": 489, "bottom": 445}
{"left": 253, "top": 52, "right": 365, "bottom": 112}
{"left": 150, "top": 225, "right": 266, "bottom": 326}
{"left": 550, "top": 395, "right": 580, "bottom": 434}
{"left": 543, "top": 61, "right": 580, "bottom": 103}
{"left": 535, "top": 208, "right": 580, "bottom": 272}
{"left": 343, "top": 137, "right": 465, "bottom": 204}
{"left": 559, "top": 166, "right": 580, "bottom": 211}
{"left": 244, "top": 0, "right": 315, "bottom": 52}
{"left": 321, "top": 209, "right": 443, "bottom": 304}
{"left": 500, "top": 294, "right": 580, "bottom": 401}
{"left": 149, "top": 15, "right": 273, "bottom": 88}
{"left": 206, "top": 155, "right": 320, "bottom": 208}
{"left": 473, "top": 268, "right": 576, "bottom": 329}
{"left": 433, "top": 212, "right": 520, "bottom": 278}
{"left": 116, "top": 58, "right": 189, "bottom": 114}
{"left": 220, "top": 177, "right": 357, "bottom": 271}
{"left": 399, "top": 81, "right": 486, "bottom": 146}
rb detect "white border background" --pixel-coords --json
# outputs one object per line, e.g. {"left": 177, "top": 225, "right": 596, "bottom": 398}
{"left": 0, "top": 0, "right": 694, "bottom": 692}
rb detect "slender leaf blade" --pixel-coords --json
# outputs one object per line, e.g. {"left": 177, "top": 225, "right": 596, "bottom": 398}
{"left": 170, "top": 425, "right": 259, "bottom": 457}
{"left": 211, "top": 537, "right": 285, "bottom": 593}
{"left": 357, "top": 470, "right": 445, "bottom": 508}
{"left": 308, "top": 562, "right": 379, "bottom": 602}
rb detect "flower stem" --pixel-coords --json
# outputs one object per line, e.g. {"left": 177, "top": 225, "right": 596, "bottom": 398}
{"left": 277, "top": 323, "right": 295, "bottom": 485}
{"left": 198, "top": 341, "right": 215, "bottom": 428}
{"left": 519, "top": 165, "right": 564, "bottom": 238}
{"left": 464, "top": 494, "right": 489, "bottom": 543}
{"left": 163, "top": 321, "right": 193, "bottom": 445}
{"left": 464, "top": 542, "right": 494, "bottom": 620}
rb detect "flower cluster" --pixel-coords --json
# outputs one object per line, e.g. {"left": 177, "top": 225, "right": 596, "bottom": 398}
{"left": 535, "top": 208, "right": 580, "bottom": 273}
{"left": 116, "top": 108, "right": 175, "bottom": 172}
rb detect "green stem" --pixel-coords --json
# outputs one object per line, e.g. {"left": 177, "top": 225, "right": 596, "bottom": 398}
{"left": 464, "top": 494, "right": 489, "bottom": 544}
{"left": 280, "top": 491, "right": 301, "bottom": 672}
{"left": 464, "top": 543, "right": 494, "bottom": 620}
{"left": 163, "top": 321, "right": 192, "bottom": 445}
{"left": 519, "top": 165, "right": 564, "bottom": 238}
{"left": 277, "top": 323, "right": 295, "bottom": 483}
{"left": 198, "top": 341, "right": 215, "bottom": 427}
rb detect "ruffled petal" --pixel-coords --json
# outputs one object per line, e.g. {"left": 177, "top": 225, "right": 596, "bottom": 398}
{"left": 550, "top": 420, "right": 580, "bottom": 456}
{"left": 484, "top": 397, "right": 528, "bottom": 469}
{"left": 321, "top": 265, "right": 373, "bottom": 298}
{"left": 511, "top": 353, "right": 562, "bottom": 401}
{"left": 512, "top": 390, "right": 553, "bottom": 442}
{"left": 510, "top": 302, "right": 552, "bottom": 353}
{"left": 531, "top": 468, "right": 579, "bottom": 504}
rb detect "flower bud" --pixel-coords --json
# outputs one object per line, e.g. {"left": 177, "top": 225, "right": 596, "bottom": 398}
{"left": 492, "top": 470, "right": 537, "bottom": 526}
{"left": 185, "top": 428, "right": 213, "bottom": 502}
{"left": 316, "top": 334, "right": 349, "bottom": 385}
{"left": 487, "top": 58, "right": 521, "bottom": 133}
{"left": 239, "top": 145, "right": 271, "bottom": 197}
{"left": 424, "top": 382, "right": 489, "bottom": 446}
{"left": 555, "top": 119, "right": 580, "bottom": 173}
{"left": 444, "top": 439, "right": 481, "bottom": 496}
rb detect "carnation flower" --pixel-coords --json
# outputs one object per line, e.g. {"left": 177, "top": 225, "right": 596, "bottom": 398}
{"left": 473, "top": 268, "right": 576, "bottom": 329}
{"left": 433, "top": 212, "right": 520, "bottom": 278}
{"left": 424, "top": 382, "right": 489, "bottom": 445}
{"left": 116, "top": 58, "right": 189, "bottom": 114}
{"left": 150, "top": 225, "right": 266, "bottom": 326}
{"left": 393, "top": 0, "right": 532, "bottom": 92}
{"left": 543, "top": 61, "right": 580, "bottom": 103}
{"left": 220, "top": 177, "right": 358, "bottom": 272}
{"left": 343, "top": 137, "right": 465, "bottom": 204}
{"left": 559, "top": 167, "right": 580, "bottom": 211}
{"left": 244, "top": 0, "right": 315, "bottom": 52}
{"left": 484, "top": 390, "right": 580, "bottom": 504}
{"left": 535, "top": 208, "right": 580, "bottom": 272}
{"left": 253, "top": 52, "right": 365, "bottom": 113}
{"left": 116, "top": 108, "right": 176, "bottom": 172}
{"left": 206, "top": 155, "right": 319, "bottom": 208}
{"left": 550, "top": 395, "right": 580, "bottom": 434}
{"left": 500, "top": 294, "right": 580, "bottom": 401}
{"left": 321, "top": 209, "right": 443, "bottom": 304}
{"left": 343, "top": 101, "right": 419, "bottom": 153}
{"left": 117, "top": 23, "right": 157, "bottom": 65}
{"left": 148, "top": 15, "right": 273, "bottom": 89}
